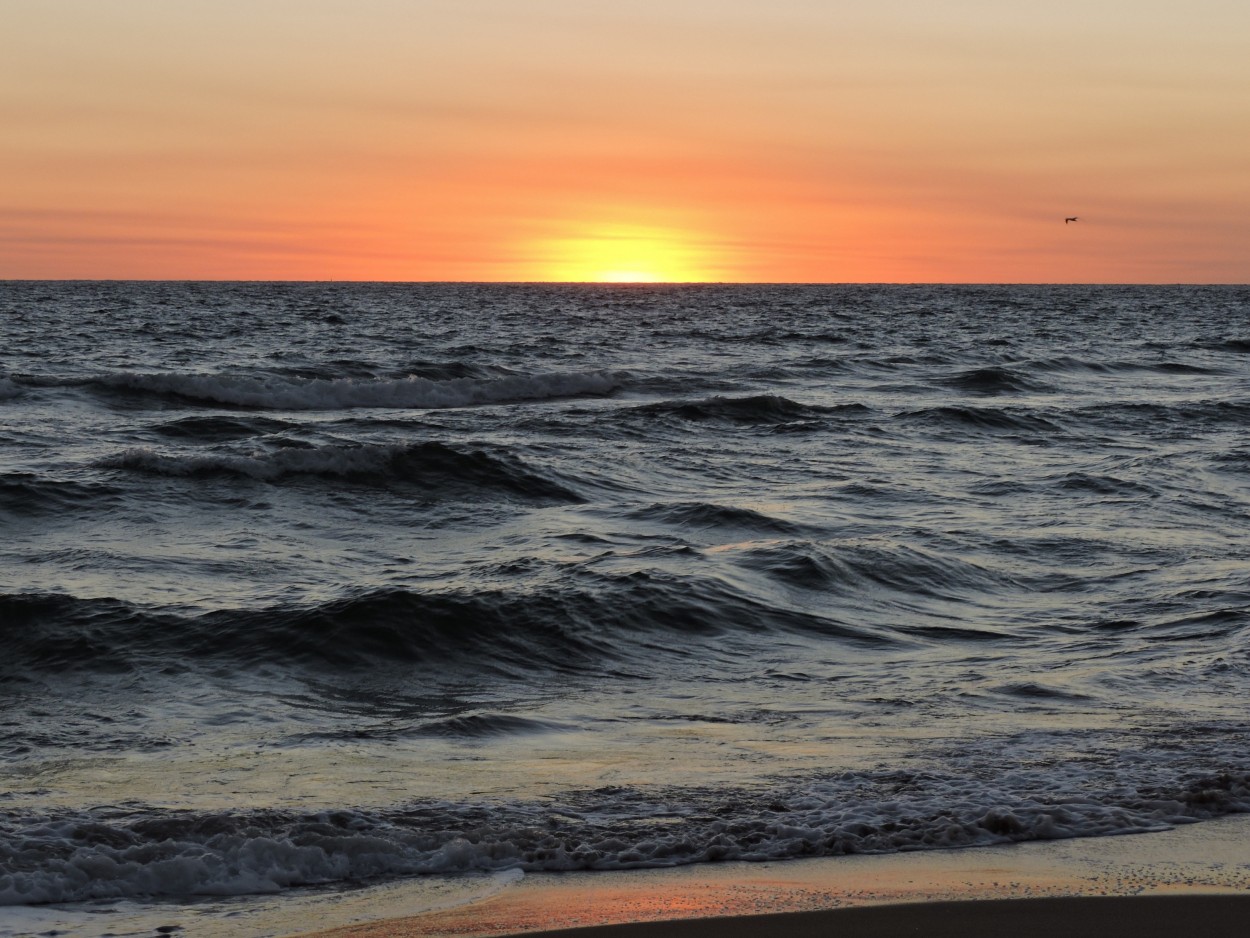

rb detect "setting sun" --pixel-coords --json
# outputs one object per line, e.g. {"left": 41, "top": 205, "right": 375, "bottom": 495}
{"left": 537, "top": 224, "right": 720, "bottom": 283}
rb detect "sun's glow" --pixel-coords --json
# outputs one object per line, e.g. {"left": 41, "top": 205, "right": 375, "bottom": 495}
{"left": 599, "top": 270, "right": 662, "bottom": 283}
{"left": 536, "top": 224, "right": 719, "bottom": 283}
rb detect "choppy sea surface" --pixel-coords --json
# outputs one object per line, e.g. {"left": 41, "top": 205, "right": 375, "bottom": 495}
{"left": 3, "top": 282, "right": 1250, "bottom": 934}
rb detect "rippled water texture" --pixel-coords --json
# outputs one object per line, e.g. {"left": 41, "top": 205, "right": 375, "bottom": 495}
{"left": 2, "top": 282, "right": 1250, "bottom": 905}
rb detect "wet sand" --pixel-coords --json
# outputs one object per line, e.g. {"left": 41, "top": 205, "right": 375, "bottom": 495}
{"left": 492, "top": 896, "right": 1250, "bottom": 938}
{"left": 290, "top": 815, "right": 1250, "bottom": 938}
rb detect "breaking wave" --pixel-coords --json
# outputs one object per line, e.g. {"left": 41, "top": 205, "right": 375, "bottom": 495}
{"left": 4, "top": 766, "right": 1248, "bottom": 904}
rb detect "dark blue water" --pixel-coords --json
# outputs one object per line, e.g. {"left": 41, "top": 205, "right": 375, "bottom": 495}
{"left": 3, "top": 282, "right": 1250, "bottom": 921}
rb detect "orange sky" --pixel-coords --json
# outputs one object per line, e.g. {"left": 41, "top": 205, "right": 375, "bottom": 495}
{"left": 3, "top": 0, "right": 1248, "bottom": 282}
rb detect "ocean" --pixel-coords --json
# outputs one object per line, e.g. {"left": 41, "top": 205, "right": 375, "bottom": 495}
{"left": 3, "top": 282, "right": 1250, "bottom": 935}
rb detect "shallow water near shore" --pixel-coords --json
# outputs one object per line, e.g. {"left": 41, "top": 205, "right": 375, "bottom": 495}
{"left": 3, "top": 283, "right": 1250, "bottom": 928}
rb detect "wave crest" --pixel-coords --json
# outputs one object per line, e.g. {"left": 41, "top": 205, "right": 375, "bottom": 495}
{"left": 941, "top": 366, "right": 1049, "bottom": 394}
{"left": 99, "top": 441, "right": 581, "bottom": 500}
{"left": 0, "top": 474, "right": 123, "bottom": 516}
{"left": 625, "top": 501, "right": 814, "bottom": 537}
{"left": 630, "top": 395, "right": 838, "bottom": 425}
{"left": 899, "top": 405, "right": 1062, "bottom": 434}
{"left": 96, "top": 369, "right": 621, "bottom": 410}
{"left": 0, "top": 571, "right": 891, "bottom": 678}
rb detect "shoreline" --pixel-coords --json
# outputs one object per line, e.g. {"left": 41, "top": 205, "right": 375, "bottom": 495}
{"left": 290, "top": 814, "right": 1250, "bottom": 938}
{"left": 452, "top": 897, "right": 1250, "bottom": 938}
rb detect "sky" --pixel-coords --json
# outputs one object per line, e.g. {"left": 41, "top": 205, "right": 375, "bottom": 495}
{"left": 3, "top": 0, "right": 1249, "bottom": 282}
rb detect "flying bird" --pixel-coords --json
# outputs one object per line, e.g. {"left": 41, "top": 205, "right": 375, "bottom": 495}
{"left": 1065, "top": 217, "right": 1079, "bottom": 224}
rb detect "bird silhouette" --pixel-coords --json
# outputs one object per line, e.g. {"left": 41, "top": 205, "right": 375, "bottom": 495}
{"left": 1065, "top": 217, "right": 1079, "bottom": 224}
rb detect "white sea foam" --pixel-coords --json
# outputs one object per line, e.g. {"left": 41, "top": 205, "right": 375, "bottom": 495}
{"left": 105, "top": 369, "right": 621, "bottom": 410}
{"left": 4, "top": 769, "right": 1245, "bottom": 905}
{"left": 0, "top": 801, "right": 1175, "bottom": 905}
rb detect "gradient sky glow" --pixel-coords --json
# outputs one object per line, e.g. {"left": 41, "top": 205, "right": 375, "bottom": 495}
{"left": 3, "top": 0, "right": 1249, "bottom": 282}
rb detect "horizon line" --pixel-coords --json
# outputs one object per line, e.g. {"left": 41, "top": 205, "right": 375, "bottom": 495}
{"left": 3, "top": 278, "right": 1246, "bottom": 287}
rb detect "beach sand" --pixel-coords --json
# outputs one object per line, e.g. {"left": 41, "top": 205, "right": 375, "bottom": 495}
{"left": 449, "top": 896, "right": 1250, "bottom": 938}
{"left": 291, "top": 815, "right": 1250, "bottom": 938}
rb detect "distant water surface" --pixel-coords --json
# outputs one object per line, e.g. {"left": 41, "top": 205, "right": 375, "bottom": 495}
{"left": 2, "top": 282, "right": 1250, "bottom": 924}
